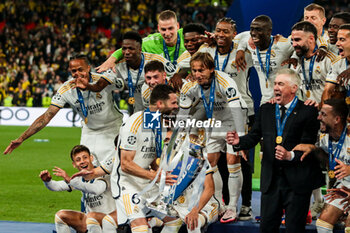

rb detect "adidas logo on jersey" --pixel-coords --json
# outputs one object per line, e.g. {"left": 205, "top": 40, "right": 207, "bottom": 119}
{"left": 144, "top": 137, "right": 149, "bottom": 142}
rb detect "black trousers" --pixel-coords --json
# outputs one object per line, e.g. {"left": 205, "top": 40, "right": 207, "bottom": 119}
{"left": 260, "top": 171, "right": 311, "bottom": 233}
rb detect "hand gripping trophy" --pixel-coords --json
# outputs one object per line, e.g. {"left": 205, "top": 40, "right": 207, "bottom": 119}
{"left": 143, "top": 127, "right": 209, "bottom": 218}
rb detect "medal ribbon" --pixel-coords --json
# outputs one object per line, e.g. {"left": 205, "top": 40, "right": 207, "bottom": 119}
{"left": 301, "top": 46, "right": 318, "bottom": 91}
{"left": 163, "top": 33, "right": 180, "bottom": 65}
{"left": 199, "top": 77, "right": 216, "bottom": 119}
{"left": 275, "top": 96, "right": 298, "bottom": 139}
{"left": 76, "top": 74, "right": 92, "bottom": 121}
{"left": 256, "top": 36, "right": 274, "bottom": 84}
{"left": 127, "top": 53, "right": 144, "bottom": 99}
{"left": 328, "top": 126, "right": 347, "bottom": 171}
{"left": 214, "top": 42, "right": 234, "bottom": 71}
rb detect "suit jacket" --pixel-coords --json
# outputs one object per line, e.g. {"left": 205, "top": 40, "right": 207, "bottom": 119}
{"left": 236, "top": 100, "right": 325, "bottom": 194}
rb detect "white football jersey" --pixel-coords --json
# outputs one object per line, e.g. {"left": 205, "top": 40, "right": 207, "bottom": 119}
{"left": 51, "top": 72, "right": 123, "bottom": 130}
{"left": 199, "top": 43, "right": 254, "bottom": 116}
{"left": 105, "top": 52, "right": 177, "bottom": 112}
{"left": 118, "top": 111, "right": 167, "bottom": 192}
{"left": 292, "top": 50, "right": 337, "bottom": 103}
{"left": 241, "top": 35, "right": 294, "bottom": 104}
{"left": 319, "top": 127, "right": 350, "bottom": 187}
{"left": 179, "top": 71, "right": 247, "bottom": 134}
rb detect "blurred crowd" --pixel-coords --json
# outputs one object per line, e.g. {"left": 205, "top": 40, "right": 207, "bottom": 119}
{"left": 0, "top": 0, "right": 341, "bottom": 107}
{"left": 0, "top": 0, "right": 228, "bottom": 107}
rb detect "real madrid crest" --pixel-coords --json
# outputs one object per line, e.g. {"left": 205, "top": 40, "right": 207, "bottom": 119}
{"left": 96, "top": 93, "right": 102, "bottom": 99}
{"left": 231, "top": 61, "right": 236, "bottom": 69}
{"left": 271, "top": 50, "right": 276, "bottom": 57}
{"left": 315, "top": 66, "right": 321, "bottom": 75}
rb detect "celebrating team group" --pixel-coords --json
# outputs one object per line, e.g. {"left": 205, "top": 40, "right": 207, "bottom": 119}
{"left": 4, "top": 3, "right": 350, "bottom": 233}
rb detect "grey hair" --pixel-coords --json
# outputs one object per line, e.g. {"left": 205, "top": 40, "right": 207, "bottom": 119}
{"left": 276, "top": 68, "right": 300, "bottom": 87}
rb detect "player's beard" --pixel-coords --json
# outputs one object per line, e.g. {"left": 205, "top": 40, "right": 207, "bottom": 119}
{"left": 295, "top": 45, "right": 309, "bottom": 57}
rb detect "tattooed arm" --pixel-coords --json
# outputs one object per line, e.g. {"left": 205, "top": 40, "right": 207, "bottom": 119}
{"left": 4, "top": 105, "right": 60, "bottom": 154}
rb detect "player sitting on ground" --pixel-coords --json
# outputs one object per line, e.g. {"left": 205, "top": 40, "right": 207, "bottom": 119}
{"left": 39, "top": 145, "right": 117, "bottom": 233}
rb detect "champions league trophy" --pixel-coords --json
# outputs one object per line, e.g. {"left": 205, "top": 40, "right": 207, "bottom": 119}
{"left": 144, "top": 127, "right": 208, "bottom": 217}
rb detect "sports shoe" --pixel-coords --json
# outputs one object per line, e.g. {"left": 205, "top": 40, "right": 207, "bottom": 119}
{"left": 220, "top": 208, "right": 237, "bottom": 223}
{"left": 311, "top": 199, "right": 325, "bottom": 220}
{"left": 238, "top": 205, "right": 253, "bottom": 221}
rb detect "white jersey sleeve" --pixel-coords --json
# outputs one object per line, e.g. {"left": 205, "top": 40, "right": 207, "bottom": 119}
{"left": 44, "top": 180, "right": 72, "bottom": 192}
{"left": 69, "top": 177, "right": 107, "bottom": 195}
{"left": 141, "top": 82, "right": 151, "bottom": 108}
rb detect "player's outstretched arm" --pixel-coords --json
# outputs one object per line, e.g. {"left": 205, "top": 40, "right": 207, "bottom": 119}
{"left": 96, "top": 55, "right": 118, "bottom": 73}
{"left": 75, "top": 77, "right": 109, "bottom": 92}
{"left": 3, "top": 105, "right": 60, "bottom": 155}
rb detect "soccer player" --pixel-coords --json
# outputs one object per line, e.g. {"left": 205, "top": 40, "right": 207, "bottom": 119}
{"left": 198, "top": 17, "right": 254, "bottom": 221}
{"left": 118, "top": 84, "right": 181, "bottom": 233}
{"left": 178, "top": 52, "right": 247, "bottom": 222}
{"left": 39, "top": 145, "right": 116, "bottom": 233}
{"left": 176, "top": 23, "right": 207, "bottom": 70}
{"left": 171, "top": 131, "right": 219, "bottom": 233}
{"left": 75, "top": 31, "right": 176, "bottom": 113}
{"left": 141, "top": 60, "right": 168, "bottom": 108}
{"left": 304, "top": 4, "right": 328, "bottom": 50}
{"left": 4, "top": 54, "right": 123, "bottom": 167}
{"left": 322, "top": 24, "right": 350, "bottom": 104}
{"left": 327, "top": 12, "right": 350, "bottom": 54}
{"left": 236, "top": 15, "right": 294, "bottom": 105}
{"left": 96, "top": 10, "right": 186, "bottom": 72}
{"left": 310, "top": 99, "right": 350, "bottom": 233}
{"left": 291, "top": 21, "right": 337, "bottom": 104}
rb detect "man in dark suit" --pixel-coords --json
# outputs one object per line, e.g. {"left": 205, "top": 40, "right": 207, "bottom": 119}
{"left": 227, "top": 68, "right": 324, "bottom": 233}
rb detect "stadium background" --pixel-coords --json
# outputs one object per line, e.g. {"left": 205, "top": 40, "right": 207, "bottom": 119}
{"left": 0, "top": 0, "right": 346, "bottom": 224}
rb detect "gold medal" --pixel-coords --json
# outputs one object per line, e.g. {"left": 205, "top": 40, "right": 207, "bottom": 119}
{"left": 266, "top": 81, "right": 268, "bottom": 88}
{"left": 156, "top": 158, "right": 160, "bottom": 166}
{"left": 84, "top": 117, "right": 88, "bottom": 124}
{"left": 177, "top": 195, "right": 185, "bottom": 204}
{"left": 276, "top": 136, "right": 282, "bottom": 144}
{"left": 306, "top": 90, "right": 310, "bottom": 98}
{"left": 346, "top": 96, "right": 350, "bottom": 105}
{"left": 128, "top": 97, "right": 135, "bottom": 105}
{"left": 328, "top": 170, "right": 335, "bottom": 179}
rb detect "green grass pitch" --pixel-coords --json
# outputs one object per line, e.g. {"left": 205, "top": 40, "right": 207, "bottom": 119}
{"left": 0, "top": 125, "right": 82, "bottom": 223}
{"left": 0, "top": 125, "right": 264, "bottom": 223}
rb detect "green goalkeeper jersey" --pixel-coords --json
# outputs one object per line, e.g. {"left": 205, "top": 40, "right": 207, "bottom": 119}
{"left": 112, "top": 29, "right": 186, "bottom": 64}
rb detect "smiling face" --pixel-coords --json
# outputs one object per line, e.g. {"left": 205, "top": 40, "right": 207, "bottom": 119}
{"left": 318, "top": 104, "right": 336, "bottom": 133}
{"left": 184, "top": 31, "right": 202, "bottom": 55}
{"left": 72, "top": 151, "right": 94, "bottom": 171}
{"left": 191, "top": 60, "right": 214, "bottom": 88}
{"left": 273, "top": 73, "right": 298, "bottom": 106}
{"left": 159, "top": 93, "right": 178, "bottom": 115}
{"left": 328, "top": 17, "right": 346, "bottom": 44}
{"left": 69, "top": 59, "right": 90, "bottom": 80}
{"left": 145, "top": 70, "right": 167, "bottom": 90}
{"left": 158, "top": 18, "right": 179, "bottom": 46}
{"left": 215, "top": 21, "right": 236, "bottom": 49}
{"left": 291, "top": 30, "right": 314, "bottom": 57}
{"left": 250, "top": 20, "right": 272, "bottom": 49}
{"left": 336, "top": 29, "right": 350, "bottom": 58}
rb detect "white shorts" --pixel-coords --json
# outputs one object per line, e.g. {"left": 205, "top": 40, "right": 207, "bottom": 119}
{"left": 120, "top": 186, "right": 159, "bottom": 222}
{"left": 115, "top": 197, "right": 128, "bottom": 225}
{"left": 81, "top": 123, "right": 120, "bottom": 166}
{"left": 326, "top": 182, "right": 349, "bottom": 211}
{"left": 207, "top": 128, "right": 234, "bottom": 154}
{"left": 174, "top": 202, "right": 218, "bottom": 225}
